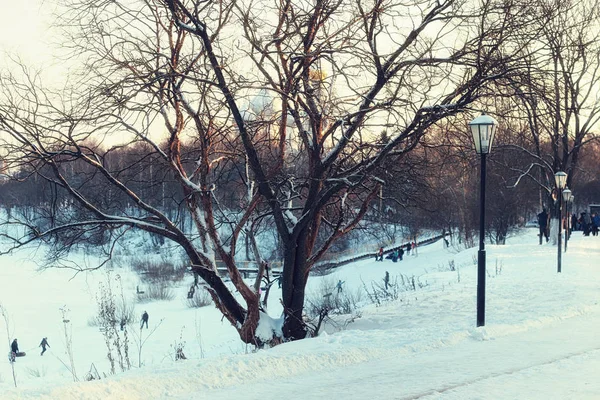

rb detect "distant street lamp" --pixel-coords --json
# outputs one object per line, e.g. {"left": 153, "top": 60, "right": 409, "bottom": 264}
{"left": 469, "top": 113, "right": 498, "bottom": 327}
{"left": 554, "top": 171, "right": 567, "bottom": 273}
{"left": 562, "top": 188, "right": 572, "bottom": 252}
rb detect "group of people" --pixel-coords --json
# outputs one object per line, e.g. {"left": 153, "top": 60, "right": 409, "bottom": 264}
{"left": 375, "top": 242, "right": 417, "bottom": 262}
{"left": 571, "top": 212, "right": 600, "bottom": 237}
{"left": 10, "top": 311, "right": 150, "bottom": 362}
{"left": 537, "top": 208, "right": 600, "bottom": 244}
{"left": 9, "top": 337, "right": 50, "bottom": 362}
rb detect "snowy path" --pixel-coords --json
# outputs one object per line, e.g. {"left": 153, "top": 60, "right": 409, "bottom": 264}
{"left": 182, "top": 309, "right": 600, "bottom": 400}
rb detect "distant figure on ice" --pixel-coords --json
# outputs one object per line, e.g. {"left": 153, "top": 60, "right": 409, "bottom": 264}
{"left": 141, "top": 311, "right": 149, "bottom": 329}
{"left": 398, "top": 247, "right": 404, "bottom": 260}
{"left": 537, "top": 208, "right": 549, "bottom": 244}
{"left": 376, "top": 247, "right": 384, "bottom": 261}
{"left": 120, "top": 319, "right": 126, "bottom": 331}
{"left": 405, "top": 242, "right": 411, "bottom": 256}
{"left": 39, "top": 337, "right": 50, "bottom": 356}
{"left": 336, "top": 280, "right": 345, "bottom": 293}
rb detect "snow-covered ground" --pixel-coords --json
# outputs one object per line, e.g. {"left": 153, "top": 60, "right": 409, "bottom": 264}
{"left": 1, "top": 229, "right": 599, "bottom": 399}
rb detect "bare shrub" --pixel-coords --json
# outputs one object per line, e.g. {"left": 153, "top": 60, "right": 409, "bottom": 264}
{"left": 89, "top": 301, "right": 135, "bottom": 328}
{"left": 96, "top": 273, "right": 131, "bottom": 374}
{"left": 306, "top": 288, "right": 363, "bottom": 318}
{"left": 87, "top": 316, "right": 99, "bottom": 327}
{"left": 59, "top": 306, "right": 79, "bottom": 381}
{"left": 305, "top": 278, "right": 363, "bottom": 335}
{"left": 362, "top": 277, "right": 400, "bottom": 306}
{"left": 131, "top": 257, "right": 187, "bottom": 284}
{"left": 1, "top": 303, "right": 17, "bottom": 387}
{"left": 363, "top": 273, "right": 429, "bottom": 306}
{"left": 186, "top": 289, "right": 212, "bottom": 308}
{"left": 137, "top": 283, "right": 175, "bottom": 302}
{"left": 170, "top": 328, "right": 187, "bottom": 361}
{"left": 25, "top": 366, "right": 47, "bottom": 378}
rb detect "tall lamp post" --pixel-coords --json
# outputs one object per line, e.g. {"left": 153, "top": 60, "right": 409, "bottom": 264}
{"left": 554, "top": 171, "right": 567, "bottom": 273}
{"left": 562, "top": 188, "right": 572, "bottom": 252}
{"left": 469, "top": 113, "right": 498, "bottom": 327}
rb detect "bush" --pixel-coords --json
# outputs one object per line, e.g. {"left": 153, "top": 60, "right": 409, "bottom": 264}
{"left": 306, "top": 278, "right": 362, "bottom": 318}
{"left": 88, "top": 299, "right": 135, "bottom": 327}
{"left": 137, "top": 283, "right": 175, "bottom": 302}
{"left": 96, "top": 274, "right": 131, "bottom": 374}
{"left": 304, "top": 277, "right": 362, "bottom": 336}
{"left": 363, "top": 273, "right": 429, "bottom": 306}
{"left": 186, "top": 288, "right": 212, "bottom": 308}
{"left": 131, "top": 257, "right": 187, "bottom": 284}
{"left": 25, "top": 366, "right": 47, "bottom": 378}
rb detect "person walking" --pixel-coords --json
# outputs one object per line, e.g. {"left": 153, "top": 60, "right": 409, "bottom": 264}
{"left": 140, "top": 311, "right": 149, "bottom": 329}
{"left": 537, "top": 208, "right": 549, "bottom": 244}
{"left": 336, "top": 280, "right": 345, "bottom": 293}
{"left": 384, "top": 271, "right": 390, "bottom": 290}
{"left": 39, "top": 337, "right": 50, "bottom": 356}
{"left": 405, "top": 242, "right": 411, "bottom": 256}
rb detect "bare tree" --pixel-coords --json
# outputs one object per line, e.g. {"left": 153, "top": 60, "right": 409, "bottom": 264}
{"left": 500, "top": 0, "right": 600, "bottom": 238}
{"left": 0, "top": 0, "right": 533, "bottom": 343}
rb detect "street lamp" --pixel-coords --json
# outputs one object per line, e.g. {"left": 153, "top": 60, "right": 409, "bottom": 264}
{"left": 469, "top": 113, "right": 498, "bottom": 327}
{"left": 562, "top": 188, "right": 572, "bottom": 252}
{"left": 554, "top": 171, "right": 567, "bottom": 273}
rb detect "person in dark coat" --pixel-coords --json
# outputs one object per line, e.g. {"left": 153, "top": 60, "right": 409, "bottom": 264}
{"left": 141, "top": 311, "right": 149, "bottom": 329}
{"left": 10, "top": 338, "right": 19, "bottom": 361}
{"left": 405, "top": 242, "right": 411, "bottom": 256}
{"left": 592, "top": 213, "right": 600, "bottom": 236}
{"left": 581, "top": 212, "right": 590, "bottom": 236}
{"left": 398, "top": 248, "right": 404, "bottom": 260}
{"left": 11, "top": 338, "right": 18, "bottom": 354}
{"left": 537, "top": 209, "right": 549, "bottom": 244}
{"left": 571, "top": 213, "right": 578, "bottom": 234}
{"left": 40, "top": 337, "right": 50, "bottom": 355}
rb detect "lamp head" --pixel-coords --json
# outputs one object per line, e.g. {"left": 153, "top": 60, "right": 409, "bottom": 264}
{"left": 554, "top": 171, "right": 567, "bottom": 189}
{"left": 469, "top": 114, "right": 498, "bottom": 155}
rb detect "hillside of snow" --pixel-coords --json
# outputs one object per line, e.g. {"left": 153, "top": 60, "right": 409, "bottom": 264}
{"left": 1, "top": 229, "right": 600, "bottom": 399}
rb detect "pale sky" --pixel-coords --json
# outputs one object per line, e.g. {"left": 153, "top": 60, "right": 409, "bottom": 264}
{"left": 0, "top": 0, "right": 57, "bottom": 68}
